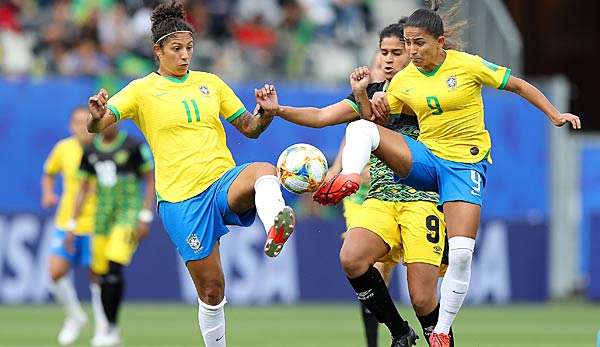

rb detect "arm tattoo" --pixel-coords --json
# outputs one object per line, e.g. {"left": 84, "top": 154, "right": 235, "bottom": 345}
{"left": 230, "top": 111, "right": 274, "bottom": 139}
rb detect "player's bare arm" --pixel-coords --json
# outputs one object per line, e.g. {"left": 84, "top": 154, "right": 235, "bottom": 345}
{"left": 137, "top": 170, "right": 155, "bottom": 242}
{"left": 41, "top": 174, "right": 59, "bottom": 208}
{"left": 87, "top": 88, "right": 117, "bottom": 133}
{"left": 258, "top": 84, "right": 359, "bottom": 127}
{"left": 504, "top": 75, "right": 581, "bottom": 129}
{"left": 229, "top": 110, "right": 274, "bottom": 139}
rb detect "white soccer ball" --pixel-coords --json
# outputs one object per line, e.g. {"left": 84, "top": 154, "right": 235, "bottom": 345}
{"left": 276, "top": 143, "right": 328, "bottom": 194}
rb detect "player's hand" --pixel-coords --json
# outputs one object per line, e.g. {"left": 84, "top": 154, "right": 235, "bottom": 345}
{"left": 136, "top": 222, "right": 150, "bottom": 242}
{"left": 64, "top": 231, "right": 75, "bottom": 255}
{"left": 371, "top": 91, "right": 390, "bottom": 124}
{"left": 552, "top": 113, "right": 581, "bottom": 129}
{"left": 255, "top": 84, "right": 278, "bottom": 116}
{"left": 41, "top": 192, "right": 59, "bottom": 208}
{"left": 88, "top": 89, "right": 109, "bottom": 120}
{"left": 350, "top": 66, "right": 371, "bottom": 92}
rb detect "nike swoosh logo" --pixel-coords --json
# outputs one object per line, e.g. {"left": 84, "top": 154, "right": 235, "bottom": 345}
{"left": 154, "top": 92, "right": 167, "bottom": 97}
{"left": 403, "top": 88, "right": 414, "bottom": 93}
{"left": 452, "top": 290, "right": 466, "bottom": 294}
{"left": 216, "top": 334, "right": 225, "bottom": 341}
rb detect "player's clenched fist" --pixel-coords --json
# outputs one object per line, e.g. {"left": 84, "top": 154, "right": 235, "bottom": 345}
{"left": 350, "top": 66, "right": 371, "bottom": 92}
{"left": 88, "top": 88, "right": 109, "bottom": 120}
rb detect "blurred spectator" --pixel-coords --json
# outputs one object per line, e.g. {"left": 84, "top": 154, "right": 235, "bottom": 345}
{"left": 0, "top": 0, "right": 378, "bottom": 81}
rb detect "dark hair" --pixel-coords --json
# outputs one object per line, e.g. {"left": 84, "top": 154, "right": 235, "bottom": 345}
{"left": 150, "top": 1, "right": 194, "bottom": 46}
{"left": 406, "top": 0, "right": 466, "bottom": 50}
{"left": 378, "top": 17, "right": 408, "bottom": 45}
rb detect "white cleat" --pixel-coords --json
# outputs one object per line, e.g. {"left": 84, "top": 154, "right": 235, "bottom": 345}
{"left": 57, "top": 314, "right": 88, "bottom": 346}
{"left": 91, "top": 326, "right": 123, "bottom": 347}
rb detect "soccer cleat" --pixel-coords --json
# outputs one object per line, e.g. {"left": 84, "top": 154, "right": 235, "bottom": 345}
{"left": 429, "top": 332, "right": 451, "bottom": 347}
{"left": 264, "top": 206, "right": 295, "bottom": 257}
{"left": 391, "top": 326, "right": 419, "bottom": 347}
{"left": 312, "top": 173, "right": 361, "bottom": 205}
{"left": 57, "top": 314, "right": 88, "bottom": 346}
{"left": 91, "top": 326, "right": 123, "bottom": 347}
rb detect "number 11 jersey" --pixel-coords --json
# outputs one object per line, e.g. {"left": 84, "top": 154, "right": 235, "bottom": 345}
{"left": 107, "top": 71, "right": 247, "bottom": 203}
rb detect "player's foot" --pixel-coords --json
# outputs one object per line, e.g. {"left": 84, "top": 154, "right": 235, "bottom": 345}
{"left": 264, "top": 206, "right": 295, "bottom": 257}
{"left": 91, "top": 325, "right": 123, "bottom": 347}
{"left": 429, "top": 332, "right": 451, "bottom": 347}
{"left": 313, "top": 173, "right": 360, "bottom": 205}
{"left": 57, "top": 313, "right": 88, "bottom": 346}
{"left": 390, "top": 326, "right": 419, "bottom": 347}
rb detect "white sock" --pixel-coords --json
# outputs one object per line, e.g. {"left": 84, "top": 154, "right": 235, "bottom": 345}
{"left": 434, "top": 236, "right": 476, "bottom": 334}
{"left": 254, "top": 175, "right": 285, "bottom": 233}
{"left": 90, "top": 283, "right": 108, "bottom": 334}
{"left": 341, "top": 120, "right": 380, "bottom": 174}
{"left": 198, "top": 297, "right": 227, "bottom": 347}
{"left": 51, "top": 277, "right": 86, "bottom": 320}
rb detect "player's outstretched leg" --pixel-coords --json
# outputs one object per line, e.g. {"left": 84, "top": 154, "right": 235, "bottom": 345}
{"left": 253, "top": 174, "right": 296, "bottom": 257}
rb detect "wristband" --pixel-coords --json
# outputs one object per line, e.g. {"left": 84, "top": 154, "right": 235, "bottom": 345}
{"left": 66, "top": 219, "right": 77, "bottom": 231}
{"left": 138, "top": 209, "right": 154, "bottom": 223}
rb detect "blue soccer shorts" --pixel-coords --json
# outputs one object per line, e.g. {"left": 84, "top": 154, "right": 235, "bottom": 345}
{"left": 395, "top": 135, "right": 490, "bottom": 207}
{"left": 50, "top": 229, "right": 92, "bottom": 267}
{"left": 158, "top": 164, "right": 257, "bottom": 263}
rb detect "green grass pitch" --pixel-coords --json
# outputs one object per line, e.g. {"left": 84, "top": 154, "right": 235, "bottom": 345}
{"left": 1, "top": 302, "right": 597, "bottom": 346}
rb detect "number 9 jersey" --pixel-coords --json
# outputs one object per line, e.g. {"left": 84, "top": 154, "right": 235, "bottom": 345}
{"left": 106, "top": 71, "right": 247, "bottom": 203}
{"left": 386, "top": 50, "right": 511, "bottom": 164}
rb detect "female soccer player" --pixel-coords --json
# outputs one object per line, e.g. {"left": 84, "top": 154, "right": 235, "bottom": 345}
{"left": 86, "top": 2, "right": 295, "bottom": 346}
{"left": 257, "top": 20, "right": 459, "bottom": 346}
{"left": 314, "top": 5, "right": 581, "bottom": 347}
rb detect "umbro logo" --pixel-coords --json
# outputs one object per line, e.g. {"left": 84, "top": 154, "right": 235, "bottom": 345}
{"left": 357, "top": 289, "right": 374, "bottom": 300}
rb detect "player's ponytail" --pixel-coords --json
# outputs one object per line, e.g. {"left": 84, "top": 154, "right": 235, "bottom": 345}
{"left": 151, "top": 0, "right": 195, "bottom": 46}
{"left": 406, "top": 0, "right": 466, "bottom": 50}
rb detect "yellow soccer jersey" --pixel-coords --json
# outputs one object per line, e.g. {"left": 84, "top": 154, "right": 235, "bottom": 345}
{"left": 44, "top": 137, "right": 96, "bottom": 234}
{"left": 107, "top": 71, "right": 246, "bottom": 202}
{"left": 387, "top": 50, "right": 511, "bottom": 163}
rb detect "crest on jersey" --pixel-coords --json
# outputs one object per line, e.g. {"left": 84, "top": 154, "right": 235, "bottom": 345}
{"left": 447, "top": 76, "right": 457, "bottom": 90}
{"left": 186, "top": 233, "right": 203, "bottom": 253}
{"left": 114, "top": 150, "right": 129, "bottom": 165}
{"left": 199, "top": 86, "right": 210, "bottom": 96}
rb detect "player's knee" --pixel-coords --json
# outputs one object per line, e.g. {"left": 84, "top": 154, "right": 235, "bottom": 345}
{"left": 197, "top": 278, "right": 225, "bottom": 306}
{"left": 339, "top": 248, "right": 370, "bottom": 278}
{"left": 448, "top": 248, "right": 473, "bottom": 274}
{"left": 253, "top": 162, "right": 276, "bottom": 177}
{"left": 102, "top": 261, "right": 124, "bottom": 286}
{"left": 346, "top": 119, "right": 380, "bottom": 151}
{"left": 409, "top": 291, "right": 437, "bottom": 315}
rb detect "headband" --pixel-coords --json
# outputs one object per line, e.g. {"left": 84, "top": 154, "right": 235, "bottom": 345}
{"left": 155, "top": 30, "right": 193, "bottom": 44}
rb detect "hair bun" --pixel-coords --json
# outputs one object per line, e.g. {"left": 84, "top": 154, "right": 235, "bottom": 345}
{"left": 429, "top": 0, "right": 441, "bottom": 11}
{"left": 151, "top": 1, "right": 185, "bottom": 25}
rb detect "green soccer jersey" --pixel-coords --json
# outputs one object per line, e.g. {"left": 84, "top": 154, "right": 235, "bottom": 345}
{"left": 80, "top": 131, "right": 153, "bottom": 234}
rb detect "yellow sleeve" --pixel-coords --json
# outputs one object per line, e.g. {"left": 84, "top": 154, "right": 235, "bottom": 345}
{"left": 43, "top": 142, "right": 62, "bottom": 175}
{"left": 385, "top": 75, "right": 405, "bottom": 114}
{"left": 472, "top": 55, "right": 512, "bottom": 90}
{"left": 107, "top": 81, "right": 139, "bottom": 122}
{"left": 214, "top": 76, "right": 246, "bottom": 123}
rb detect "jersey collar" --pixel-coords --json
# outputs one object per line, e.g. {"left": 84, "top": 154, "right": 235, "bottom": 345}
{"left": 416, "top": 50, "right": 447, "bottom": 77}
{"left": 93, "top": 131, "right": 127, "bottom": 153}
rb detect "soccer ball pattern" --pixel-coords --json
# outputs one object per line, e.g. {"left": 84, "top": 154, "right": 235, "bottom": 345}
{"left": 277, "top": 144, "right": 328, "bottom": 194}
